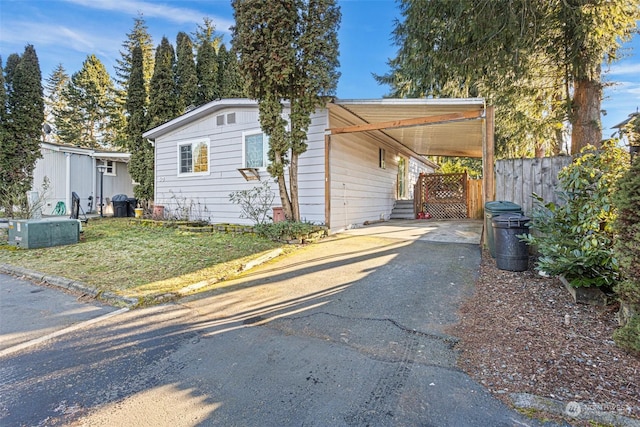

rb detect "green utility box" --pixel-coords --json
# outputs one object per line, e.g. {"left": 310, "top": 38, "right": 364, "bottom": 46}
{"left": 7, "top": 218, "right": 80, "bottom": 249}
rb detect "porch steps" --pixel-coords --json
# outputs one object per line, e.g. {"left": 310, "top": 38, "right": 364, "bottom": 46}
{"left": 390, "top": 200, "right": 415, "bottom": 220}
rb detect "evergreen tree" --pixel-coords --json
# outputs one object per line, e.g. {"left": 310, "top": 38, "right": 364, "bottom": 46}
{"left": 377, "top": 0, "right": 639, "bottom": 157}
{"left": 115, "top": 15, "right": 155, "bottom": 93}
{"left": 195, "top": 32, "right": 218, "bottom": 105}
{"left": 57, "top": 55, "right": 121, "bottom": 148}
{"left": 0, "top": 57, "right": 7, "bottom": 214}
{"left": 0, "top": 45, "right": 44, "bottom": 216}
{"left": 175, "top": 32, "right": 198, "bottom": 113}
{"left": 232, "top": 0, "right": 340, "bottom": 221}
{"left": 126, "top": 46, "right": 154, "bottom": 203}
{"left": 44, "top": 64, "right": 70, "bottom": 143}
{"left": 612, "top": 114, "right": 640, "bottom": 354}
{"left": 148, "top": 37, "right": 178, "bottom": 129}
{"left": 193, "top": 17, "right": 222, "bottom": 53}
{"left": 217, "top": 44, "right": 246, "bottom": 98}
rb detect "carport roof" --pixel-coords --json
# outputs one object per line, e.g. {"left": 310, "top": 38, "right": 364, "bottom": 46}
{"left": 328, "top": 98, "right": 487, "bottom": 158}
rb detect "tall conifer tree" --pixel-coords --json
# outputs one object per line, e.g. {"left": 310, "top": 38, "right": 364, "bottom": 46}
{"left": 148, "top": 37, "right": 178, "bottom": 128}
{"left": 126, "top": 46, "right": 153, "bottom": 203}
{"left": 0, "top": 45, "right": 44, "bottom": 215}
{"left": 232, "top": 0, "right": 340, "bottom": 221}
{"left": 175, "top": 32, "right": 198, "bottom": 113}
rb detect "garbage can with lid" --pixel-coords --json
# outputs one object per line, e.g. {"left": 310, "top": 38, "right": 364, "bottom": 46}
{"left": 485, "top": 201, "right": 522, "bottom": 257}
{"left": 492, "top": 213, "right": 530, "bottom": 272}
{"left": 112, "top": 194, "right": 129, "bottom": 218}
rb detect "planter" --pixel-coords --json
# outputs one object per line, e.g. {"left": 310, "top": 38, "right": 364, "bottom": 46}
{"left": 559, "top": 275, "right": 609, "bottom": 306}
{"left": 134, "top": 208, "right": 143, "bottom": 219}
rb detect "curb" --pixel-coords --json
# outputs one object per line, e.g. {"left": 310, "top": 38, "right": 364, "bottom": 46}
{"left": 0, "top": 264, "right": 139, "bottom": 307}
{"left": 0, "top": 248, "right": 287, "bottom": 308}
{"left": 510, "top": 392, "right": 640, "bottom": 427}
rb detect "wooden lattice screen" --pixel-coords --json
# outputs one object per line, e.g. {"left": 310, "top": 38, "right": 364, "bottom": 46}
{"left": 414, "top": 173, "right": 468, "bottom": 219}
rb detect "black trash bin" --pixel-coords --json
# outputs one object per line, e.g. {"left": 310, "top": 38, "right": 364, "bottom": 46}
{"left": 112, "top": 194, "right": 129, "bottom": 218}
{"left": 492, "top": 213, "right": 530, "bottom": 272}
{"left": 485, "top": 201, "right": 522, "bottom": 257}
{"left": 126, "top": 197, "right": 137, "bottom": 217}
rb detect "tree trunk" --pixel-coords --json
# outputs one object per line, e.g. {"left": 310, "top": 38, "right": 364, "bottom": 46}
{"left": 274, "top": 151, "right": 293, "bottom": 220}
{"left": 571, "top": 71, "right": 602, "bottom": 155}
{"left": 289, "top": 152, "right": 300, "bottom": 222}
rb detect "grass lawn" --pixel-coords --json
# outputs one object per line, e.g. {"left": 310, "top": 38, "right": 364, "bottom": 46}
{"left": 0, "top": 218, "right": 287, "bottom": 303}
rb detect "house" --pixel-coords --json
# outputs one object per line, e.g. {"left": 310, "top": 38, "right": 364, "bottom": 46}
{"left": 32, "top": 142, "right": 135, "bottom": 216}
{"left": 143, "top": 98, "right": 494, "bottom": 233}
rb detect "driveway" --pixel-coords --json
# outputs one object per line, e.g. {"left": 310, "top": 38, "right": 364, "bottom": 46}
{"left": 1, "top": 219, "right": 557, "bottom": 426}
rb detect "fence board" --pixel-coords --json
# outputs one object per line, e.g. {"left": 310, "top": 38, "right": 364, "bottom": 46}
{"left": 495, "top": 156, "right": 572, "bottom": 215}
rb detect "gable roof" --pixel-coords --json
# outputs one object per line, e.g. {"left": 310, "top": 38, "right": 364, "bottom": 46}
{"left": 143, "top": 98, "right": 260, "bottom": 141}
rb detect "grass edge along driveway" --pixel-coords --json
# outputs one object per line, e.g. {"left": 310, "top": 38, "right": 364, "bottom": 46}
{"left": 0, "top": 218, "right": 291, "bottom": 305}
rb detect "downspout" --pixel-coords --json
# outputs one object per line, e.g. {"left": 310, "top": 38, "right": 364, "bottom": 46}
{"left": 324, "top": 133, "right": 331, "bottom": 230}
{"left": 92, "top": 156, "right": 97, "bottom": 213}
{"left": 65, "top": 152, "right": 71, "bottom": 214}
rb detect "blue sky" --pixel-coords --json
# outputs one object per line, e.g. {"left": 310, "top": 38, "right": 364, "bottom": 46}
{"left": 0, "top": 0, "right": 638, "bottom": 135}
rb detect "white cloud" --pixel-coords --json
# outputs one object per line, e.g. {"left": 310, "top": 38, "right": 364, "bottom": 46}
{"left": 607, "top": 62, "right": 640, "bottom": 76}
{"left": 1, "top": 21, "right": 119, "bottom": 60}
{"left": 63, "top": 0, "right": 234, "bottom": 31}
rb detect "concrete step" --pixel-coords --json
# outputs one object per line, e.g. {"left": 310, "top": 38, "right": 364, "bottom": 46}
{"left": 390, "top": 200, "right": 415, "bottom": 219}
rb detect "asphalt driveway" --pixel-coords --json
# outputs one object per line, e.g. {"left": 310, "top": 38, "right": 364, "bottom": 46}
{"left": 1, "top": 220, "right": 560, "bottom": 425}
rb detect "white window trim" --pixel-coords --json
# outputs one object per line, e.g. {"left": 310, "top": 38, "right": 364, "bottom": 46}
{"left": 101, "top": 160, "right": 116, "bottom": 176}
{"left": 242, "top": 130, "right": 269, "bottom": 170}
{"left": 177, "top": 138, "right": 211, "bottom": 177}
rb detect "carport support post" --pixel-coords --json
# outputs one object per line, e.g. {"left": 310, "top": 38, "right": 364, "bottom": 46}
{"left": 483, "top": 105, "right": 495, "bottom": 204}
{"left": 97, "top": 163, "right": 107, "bottom": 217}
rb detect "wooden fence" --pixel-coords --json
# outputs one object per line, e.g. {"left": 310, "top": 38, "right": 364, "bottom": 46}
{"left": 494, "top": 156, "right": 572, "bottom": 216}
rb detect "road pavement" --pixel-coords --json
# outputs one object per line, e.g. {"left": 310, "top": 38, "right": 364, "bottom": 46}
{"left": 0, "top": 221, "right": 564, "bottom": 426}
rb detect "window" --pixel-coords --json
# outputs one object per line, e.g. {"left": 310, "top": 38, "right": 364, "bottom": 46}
{"left": 216, "top": 115, "right": 225, "bottom": 126}
{"left": 379, "top": 148, "right": 386, "bottom": 169}
{"left": 101, "top": 160, "right": 116, "bottom": 176}
{"left": 227, "top": 113, "right": 236, "bottom": 124}
{"left": 178, "top": 139, "right": 210, "bottom": 175}
{"left": 242, "top": 131, "right": 269, "bottom": 169}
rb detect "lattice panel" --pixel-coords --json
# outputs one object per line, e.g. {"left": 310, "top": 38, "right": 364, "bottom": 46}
{"left": 424, "top": 174, "right": 465, "bottom": 202}
{"left": 417, "top": 173, "right": 468, "bottom": 219}
{"left": 424, "top": 202, "right": 467, "bottom": 219}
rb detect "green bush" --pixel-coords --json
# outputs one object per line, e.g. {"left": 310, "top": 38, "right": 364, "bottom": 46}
{"left": 613, "top": 314, "right": 640, "bottom": 355}
{"left": 611, "top": 150, "right": 640, "bottom": 353}
{"left": 522, "top": 141, "right": 628, "bottom": 288}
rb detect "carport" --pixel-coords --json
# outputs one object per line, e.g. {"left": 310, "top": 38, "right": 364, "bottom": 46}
{"left": 325, "top": 98, "right": 494, "bottom": 227}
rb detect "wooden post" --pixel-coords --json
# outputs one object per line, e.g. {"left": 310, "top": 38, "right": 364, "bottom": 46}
{"left": 483, "top": 105, "right": 495, "bottom": 204}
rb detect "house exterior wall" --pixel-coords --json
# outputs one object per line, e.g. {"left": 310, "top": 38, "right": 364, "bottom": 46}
{"left": 32, "top": 145, "right": 134, "bottom": 216}
{"left": 153, "top": 106, "right": 327, "bottom": 224}
{"left": 327, "top": 115, "right": 435, "bottom": 232}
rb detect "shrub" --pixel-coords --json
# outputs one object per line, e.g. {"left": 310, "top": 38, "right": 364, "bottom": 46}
{"left": 611, "top": 151, "right": 640, "bottom": 353}
{"left": 522, "top": 141, "right": 628, "bottom": 288}
{"left": 229, "top": 181, "right": 276, "bottom": 225}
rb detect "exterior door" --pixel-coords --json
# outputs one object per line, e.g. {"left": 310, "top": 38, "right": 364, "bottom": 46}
{"left": 397, "top": 157, "right": 406, "bottom": 199}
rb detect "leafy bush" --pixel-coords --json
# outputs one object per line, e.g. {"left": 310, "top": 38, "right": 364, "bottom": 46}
{"left": 611, "top": 150, "right": 640, "bottom": 353}
{"left": 229, "top": 181, "right": 276, "bottom": 225}
{"left": 522, "top": 141, "right": 628, "bottom": 288}
{"left": 253, "top": 220, "right": 326, "bottom": 241}
{"left": 613, "top": 314, "right": 640, "bottom": 355}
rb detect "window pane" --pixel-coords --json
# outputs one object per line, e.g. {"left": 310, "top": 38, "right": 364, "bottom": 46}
{"left": 193, "top": 142, "right": 208, "bottom": 172}
{"left": 245, "top": 133, "right": 264, "bottom": 168}
{"left": 180, "top": 145, "right": 192, "bottom": 173}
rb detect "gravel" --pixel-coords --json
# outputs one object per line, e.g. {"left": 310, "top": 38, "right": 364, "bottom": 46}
{"left": 448, "top": 250, "right": 640, "bottom": 426}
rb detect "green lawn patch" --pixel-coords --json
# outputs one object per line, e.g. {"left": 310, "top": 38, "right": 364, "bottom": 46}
{"left": 0, "top": 218, "right": 286, "bottom": 302}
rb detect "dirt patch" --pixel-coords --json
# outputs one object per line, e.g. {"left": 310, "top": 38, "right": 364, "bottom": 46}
{"left": 448, "top": 250, "right": 640, "bottom": 425}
